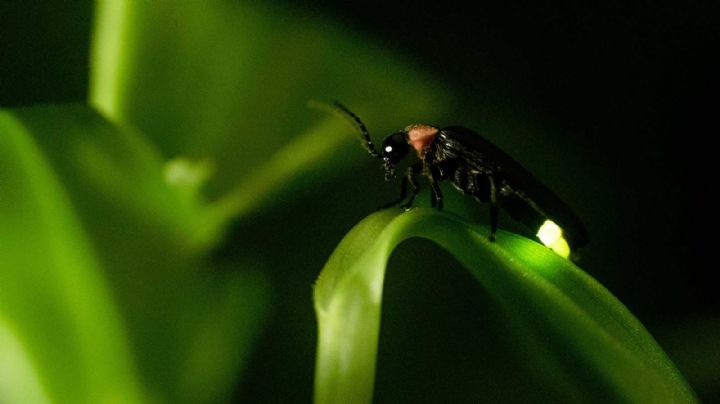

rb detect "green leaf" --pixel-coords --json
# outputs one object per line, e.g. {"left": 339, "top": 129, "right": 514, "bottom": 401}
{"left": 0, "top": 109, "right": 144, "bottom": 403}
{"left": 313, "top": 209, "right": 697, "bottom": 403}
{"left": 1, "top": 105, "right": 272, "bottom": 403}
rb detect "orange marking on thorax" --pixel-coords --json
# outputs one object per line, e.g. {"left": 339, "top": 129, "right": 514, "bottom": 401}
{"left": 406, "top": 125, "right": 439, "bottom": 159}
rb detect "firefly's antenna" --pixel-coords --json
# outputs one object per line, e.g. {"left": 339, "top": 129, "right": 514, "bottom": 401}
{"left": 309, "top": 100, "right": 381, "bottom": 159}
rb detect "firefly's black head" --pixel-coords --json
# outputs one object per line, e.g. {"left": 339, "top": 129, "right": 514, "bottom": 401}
{"left": 381, "top": 132, "right": 409, "bottom": 180}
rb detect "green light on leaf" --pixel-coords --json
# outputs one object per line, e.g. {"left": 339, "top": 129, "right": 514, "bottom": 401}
{"left": 536, "top": 220, "right": 571, "bottom": 258}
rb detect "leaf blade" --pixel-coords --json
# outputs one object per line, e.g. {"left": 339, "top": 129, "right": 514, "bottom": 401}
{"left": 2, "top": 104, "right": 272, "bottom": 402}
{"left": 0, "top": 110, "right": 145, "bottom": 403}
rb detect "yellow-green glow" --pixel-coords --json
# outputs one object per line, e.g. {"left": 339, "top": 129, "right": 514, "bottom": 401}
{"left": 547, "top": 237, "right": 571, "bottom": 259}
{"left": 536, "top": 220, "right": 571, "bottom": 258}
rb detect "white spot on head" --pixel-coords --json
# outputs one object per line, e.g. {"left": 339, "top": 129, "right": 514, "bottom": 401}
{"left": 384, "top": 145, "right": 393, "bottom": 153}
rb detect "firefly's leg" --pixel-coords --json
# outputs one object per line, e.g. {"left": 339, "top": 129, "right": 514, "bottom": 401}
{"left": 381, "top": 163, "right": 421, "bottom": 210}
{"left": 429, "top": 168, "right": 444, "bottom": 210}
{"left": 488, "top": 175, "right": 499, "bottom": 242}
{"left": 399, "top": 163, "right": 422, "bottom": 210}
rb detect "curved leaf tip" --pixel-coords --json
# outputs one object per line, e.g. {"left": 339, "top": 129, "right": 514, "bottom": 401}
{"left": 313, "top": 208, "right": 696, "bottom": 404}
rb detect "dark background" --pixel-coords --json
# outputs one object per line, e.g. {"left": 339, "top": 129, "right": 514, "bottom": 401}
{"left": 303, "top": 0, "right": 718, "bottom": 316}
{"left": 2, "top": 0, "right": 717, "bottom": 402}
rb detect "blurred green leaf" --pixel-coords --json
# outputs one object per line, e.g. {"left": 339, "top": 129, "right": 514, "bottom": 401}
{"left": 0, "top": 110, "right": 144, "bottom": 403}
{"left": 89, "top": 0, "right": 453, "bottom": 202}
{"left": 0, "top": 314, "right": 52, "bottom": 404}
{"left": 314, "top": 209, "right": 697, "bottom": 403}
{"left": 2, "top": 105, "right": 272, "bottom": 403}
{"left": 198, "top": 118, "right": 369, "bottom": 243}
